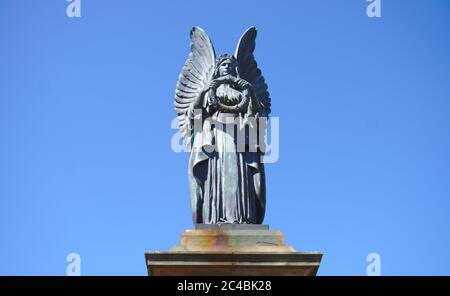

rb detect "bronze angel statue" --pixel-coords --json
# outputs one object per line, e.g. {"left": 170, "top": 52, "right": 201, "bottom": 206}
{"left": 174, "top": 27, "right": 271, "bottom": 225}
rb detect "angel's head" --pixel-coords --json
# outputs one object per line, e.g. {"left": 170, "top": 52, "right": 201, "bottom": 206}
{"left": 214, "top": 54, "right": 238, "bottom": 78}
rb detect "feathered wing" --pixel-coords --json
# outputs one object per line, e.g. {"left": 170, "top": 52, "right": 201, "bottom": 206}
{"left": 235, "top": 27, "right": 271, "bottom": 117}
{"left": 174, "top": 27, "right": 216, "bottom": 145}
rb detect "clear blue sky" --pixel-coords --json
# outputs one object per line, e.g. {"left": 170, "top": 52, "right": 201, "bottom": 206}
{"left": 1, "top": 0, "right": 449, "bottom": 275}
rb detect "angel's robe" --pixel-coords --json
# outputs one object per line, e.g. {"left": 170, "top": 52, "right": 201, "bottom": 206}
{"left": 186, "top": 84, "right": 266, "bottom": 224}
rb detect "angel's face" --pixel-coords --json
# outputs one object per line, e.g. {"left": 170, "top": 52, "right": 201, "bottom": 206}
{"left": 218, "top": 59, "right": 236, "bottom": 77}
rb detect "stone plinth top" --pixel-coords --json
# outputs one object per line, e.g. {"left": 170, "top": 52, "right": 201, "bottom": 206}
{"left": 145, "top": 226, "right": 323, "bottom": 276}
{"left": 195, "top": 223, "right": 269, "bottom": 230}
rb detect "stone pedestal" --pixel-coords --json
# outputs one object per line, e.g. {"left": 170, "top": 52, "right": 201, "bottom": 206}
{"left": 145, "top": 224, "right": 322, "bottom": 276}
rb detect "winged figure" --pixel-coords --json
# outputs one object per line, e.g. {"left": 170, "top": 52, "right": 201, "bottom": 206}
{"left": 174, "top": 27, "right": 271, "bottom": 224}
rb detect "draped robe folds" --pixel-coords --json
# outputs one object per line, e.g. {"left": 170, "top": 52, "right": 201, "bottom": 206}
{"left": 186, "top": 89, "right": 266, "bottom": 224}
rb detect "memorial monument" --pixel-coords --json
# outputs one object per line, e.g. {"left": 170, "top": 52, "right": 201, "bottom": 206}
{"left": 145, "top": 27, "right": 322, "bottom": 276}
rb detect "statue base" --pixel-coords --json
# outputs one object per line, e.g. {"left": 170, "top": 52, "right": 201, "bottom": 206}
{"left": 145, "top": 224, "right": 322, "bottom": 276}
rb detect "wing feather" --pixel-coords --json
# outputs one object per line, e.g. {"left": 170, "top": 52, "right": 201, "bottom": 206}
{"left": 235, "top": 27, "right": 271, "bottom": 117}
{"left": 174, "top": 27, "right": 216, "bottom": 145}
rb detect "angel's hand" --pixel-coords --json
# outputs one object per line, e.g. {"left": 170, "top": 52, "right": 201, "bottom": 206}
{"left": 207, "top": 96, "right": 221, "bottom": 111}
